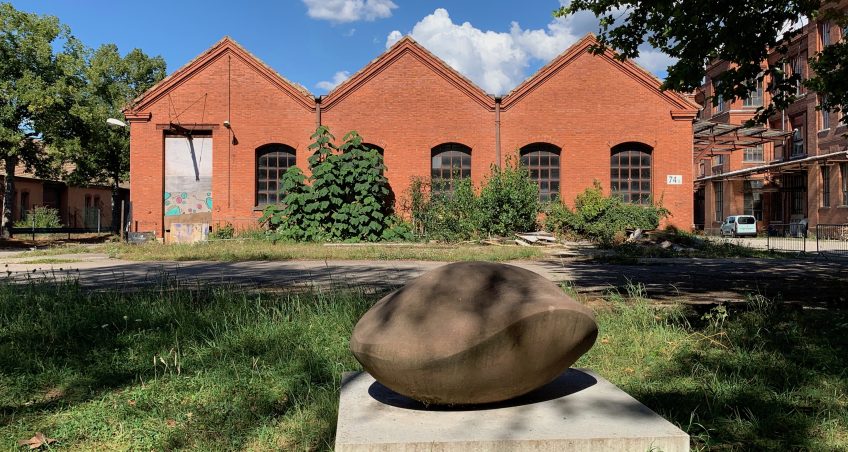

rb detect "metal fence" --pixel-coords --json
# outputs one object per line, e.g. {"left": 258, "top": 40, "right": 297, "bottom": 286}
{"left": 766, "top": 223, "right": 808, "bottom": 252}
{"left": 816, "top": 224, "right": 848, "bottom": 255}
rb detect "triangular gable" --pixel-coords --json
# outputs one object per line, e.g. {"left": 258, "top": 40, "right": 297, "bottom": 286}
{"left": 501, "top": 34, "right": 699, "bottom": 112}
{"left": 125, "top": 36, "right": 315, "bottom": 114}
{"left": 321, "top": 36, "right": 495, "bottom": 111}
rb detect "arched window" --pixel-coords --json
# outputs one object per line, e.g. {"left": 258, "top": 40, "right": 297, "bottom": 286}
{"left": 520, "top": 143, "right": 561, "bottom": 202}
{"left": 363, "top": 143, "right": 383, "bottom": 155}
{"left": 363, "top": 143, "right": 385, "bottom": 174}
{"left": 256, "top": 144, "right": 296, "bottom": 206}
{"left": 431, "top": 143, "right": 471, "bottom": 194}
{"left": 610, "top": 142, "right": 652, "bottom": 204}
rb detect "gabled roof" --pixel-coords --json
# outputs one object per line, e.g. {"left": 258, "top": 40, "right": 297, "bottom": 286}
{"left": 125, "top": 37, "right": 315, "bottom": 114}
{"left": 321, "top": 36, "right": 495, "bottom": 111}
{"left": 501, "top": 34, "right": 700, "bottom": 112}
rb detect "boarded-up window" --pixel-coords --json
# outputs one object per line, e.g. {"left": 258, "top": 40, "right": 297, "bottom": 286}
{"left": 164, "top": 134, "right": 213, "bottom": 217}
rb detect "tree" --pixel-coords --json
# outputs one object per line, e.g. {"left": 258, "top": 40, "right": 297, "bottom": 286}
{"left": 60, "top": 44, "right": 165, "bottom": 233}
{"left": 555, "top": 1, "right": 847, "bottom": 124}
{"left": 0, "top": 3, "right": 83, "bottom": 237}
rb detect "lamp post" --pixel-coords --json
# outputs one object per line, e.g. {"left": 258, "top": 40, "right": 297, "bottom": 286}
{"left": 106, "top": 117, "right": 128, "bottom": 240}
{"left": 106, "top": 117, "right": 127, "bottom": 128}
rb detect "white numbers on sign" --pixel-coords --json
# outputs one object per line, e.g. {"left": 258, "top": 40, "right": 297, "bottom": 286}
{"left": 666, "top": 175, "right": 683, "bottom": 185}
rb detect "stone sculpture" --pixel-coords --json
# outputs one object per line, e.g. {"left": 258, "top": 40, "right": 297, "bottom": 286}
{"left": 350, "top": 261, "right": 598, "bottom": 405}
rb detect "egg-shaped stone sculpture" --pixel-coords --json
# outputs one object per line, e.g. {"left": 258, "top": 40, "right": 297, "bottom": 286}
{"left": 350, "top": 261, "right": 598, "bottom": 405}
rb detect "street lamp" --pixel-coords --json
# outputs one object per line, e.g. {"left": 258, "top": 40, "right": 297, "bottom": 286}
{"left": 106, "top": 117, "right": 129, "bottom": 240}
{"left": 106, "top": 117, "right": 127, "bottom": 127}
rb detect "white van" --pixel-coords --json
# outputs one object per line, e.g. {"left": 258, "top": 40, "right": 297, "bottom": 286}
{"left": 720, "top": 215, "right": 757, "bottom": 237}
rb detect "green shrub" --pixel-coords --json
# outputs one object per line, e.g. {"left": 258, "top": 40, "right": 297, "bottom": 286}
{"left": 546, "top": 181, "right": 669, "bottom": 246}
{"left": 406, "top": 156, "right": 541, "bottom": 242}
{"left": 407, "top": 177, "right": 480, "bottom": 242}
{"left": 477, "top": 156, "right": 540, "bottom": 236}
{"left": 380, "top": 215, "right": 415, "bottom": 242}
{"left": 14, "top": 206, "right": 62, "bottom": 228}
{"left": 210, "top": 222, "right": 235, "bottom": 240}
{"left": 260, "top": 127, "right": 393, "bottom": 242}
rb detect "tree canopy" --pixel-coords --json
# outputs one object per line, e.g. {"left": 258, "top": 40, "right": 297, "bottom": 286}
{"left": 0, "top": 2, "right": 165, "bottom": 235}
{"left": 556, "top": 0, "right": 847, "bottom": 124}
{"left": 0, "top": 2, "right": 83, "bottom": 235}
{"left": 60, "top": 44, "right": 166, "bottom": 230}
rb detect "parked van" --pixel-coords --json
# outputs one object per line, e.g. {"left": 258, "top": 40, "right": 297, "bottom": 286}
{"left": 720, "top": 215, "right": 757, "bottom": 237}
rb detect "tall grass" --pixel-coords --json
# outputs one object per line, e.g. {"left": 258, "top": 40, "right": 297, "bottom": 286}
{"left": 0, "top": 281, "right": 372, "bottom": 450}
{"left": 1, "top": 280, "right": 846, "bottom": 450}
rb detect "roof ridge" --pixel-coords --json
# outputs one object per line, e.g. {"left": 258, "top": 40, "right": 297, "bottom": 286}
{"left": 502, "top": 33, "right": 698, "bottom": 111}
{"left": 127, "top": 36, "right": 313, "bottom": 112}
{"left": 322, "top": 35, "right": 494, "bottom": 109}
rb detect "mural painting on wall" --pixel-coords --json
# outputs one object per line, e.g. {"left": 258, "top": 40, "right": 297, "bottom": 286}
{"left": 164, "top": 135, "right": 213, "bottom": 216}
{"left": 169, "top": 222, "right": 210, "bottom": 244}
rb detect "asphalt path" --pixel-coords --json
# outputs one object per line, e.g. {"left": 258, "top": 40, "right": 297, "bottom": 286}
{"left": 2, "top": 253, "right": 846, "bottom": 306}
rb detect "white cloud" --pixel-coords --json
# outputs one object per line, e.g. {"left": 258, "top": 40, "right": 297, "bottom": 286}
{"left": 303, "top": 0, "right": 397, "bottom": 23}
{"left": 386, "top": 30, "right": 403, "bottom": 47}
{"left": 635, "top": 47, "right": 677, "bottom": 77}
{"left": 316, "top": 71, "right": 351, "bottom": 91}
{"left": 385, "top": 7, "right": 674, "bottom": 94}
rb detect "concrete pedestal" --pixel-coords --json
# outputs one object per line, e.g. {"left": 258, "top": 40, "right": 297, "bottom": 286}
{"left": 335, "top": 369, "right": 689, "bottom": 451}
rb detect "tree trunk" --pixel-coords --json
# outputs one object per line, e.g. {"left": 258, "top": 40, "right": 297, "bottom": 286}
{"left": 111, "top": 178, "right": 121, "bottom": 234}
{"left": 1, "top": 157, "right": 18, "bottom": 238}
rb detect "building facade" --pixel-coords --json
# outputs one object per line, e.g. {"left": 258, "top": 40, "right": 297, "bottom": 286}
{"left": 695, "top": 12, "right": 848, "bottom": 232}
{"left": 125, "top": 35, "right": 698, "bottom": 239}
{"left": 1, "top": 164, "right": 123, "bottom": 231}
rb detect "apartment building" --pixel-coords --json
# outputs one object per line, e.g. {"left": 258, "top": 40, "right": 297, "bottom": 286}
{"left": 695, "top": 14, "right": 848, "bottom": 231}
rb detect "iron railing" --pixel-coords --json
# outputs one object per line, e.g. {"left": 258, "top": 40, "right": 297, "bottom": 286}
{"left": 766, "top": 223, "right": 807, "bottom": 252}
{"left": 816, "top": 224, "right": 848, "bottom": 255}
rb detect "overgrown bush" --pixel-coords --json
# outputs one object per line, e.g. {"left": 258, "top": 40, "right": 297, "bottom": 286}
{"left": 407, "top": 156, "right": 540, "bottom": 241}
{"left": 478, "top": 156, "right": 540, "bottom": 236}
{"left": 546, "top": 181, "right": 669, "bottom": 246}
{"left": 14, "top": 206, "right": 62, "bottom": 228}
{"left": 260, "top": 127, "right": 393, "bottom": 242}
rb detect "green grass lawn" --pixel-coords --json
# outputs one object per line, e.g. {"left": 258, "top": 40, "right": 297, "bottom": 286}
{"left": 10, "top": 241, "right": 543, "bottom": 262}
{"left": 1, "top": 281, "right": 846, "bottom": 450}
{"left": 101, "top": 241, "right": 543, "bottom": 262}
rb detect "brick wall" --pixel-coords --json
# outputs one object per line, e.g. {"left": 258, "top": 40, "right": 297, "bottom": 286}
{"left": 127, "top": 36, "right": 697, "bottom": 237}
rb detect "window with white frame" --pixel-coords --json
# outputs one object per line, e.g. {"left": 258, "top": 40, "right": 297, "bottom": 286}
{"left": 743, "top": 145, "right": 764, "bottom": 163}
{"left": 743, "top": 79, "right": 764, "bottom": 107}
{"left": 789, "top": 55, "right": 805, "bottom": 96}
{"left": 715, "top": 81, "right": 724, "bottom": 113}
{"left": 820, "top": 95, "right": 830, "bottom": 130}
{"left": 821, "top": 21, "right": 831, "bottom": 47}
{"left": 712, "top": 154, "right": 727, "bottom": 174}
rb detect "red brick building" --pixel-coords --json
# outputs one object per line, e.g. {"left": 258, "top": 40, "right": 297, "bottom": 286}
{"left": 1, "top": 163, "right": 124, "bottom": 231}
{"left": 695, "top": 6, "right": 848, "bottom": 232}
{"left": 125, "top": 35, "right": 698, "bottom": 239}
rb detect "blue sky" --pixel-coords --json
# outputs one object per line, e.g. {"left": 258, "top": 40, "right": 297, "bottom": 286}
{"left": 9, "top": 0, "right": 673, "bottom": 96}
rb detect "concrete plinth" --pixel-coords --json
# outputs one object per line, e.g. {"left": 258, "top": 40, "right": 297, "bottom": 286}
{"left": 335, "top": 369, "right": 689, "bottom": 452}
